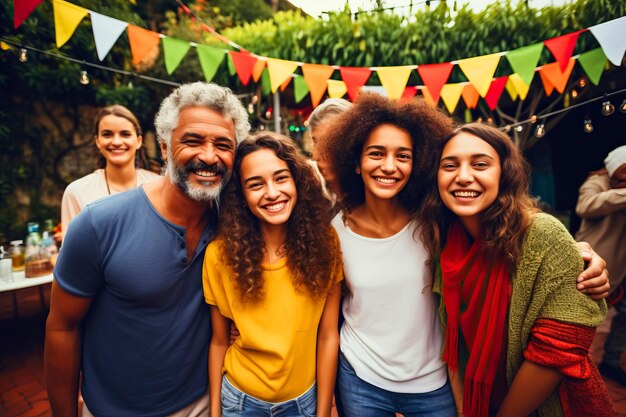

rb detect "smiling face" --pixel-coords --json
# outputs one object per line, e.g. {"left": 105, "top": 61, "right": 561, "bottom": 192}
{"left": 95, "top": 114, "right": 142, "bottom": 168}
{"left": 438, "top": 131, "right": 502, "bottom": 238}
{"left": 163, "top": 106, "right": 236, "bottom": 202}
{"left": 240, "top": 148, "right": 297, "bottom": 234}
{"left": 358, "top": 124, "right": 413, "bottom": 202}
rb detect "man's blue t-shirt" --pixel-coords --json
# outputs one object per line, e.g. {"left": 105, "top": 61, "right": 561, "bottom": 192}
{"left": 54, "top": 187, "right": 214, "bottom": 417}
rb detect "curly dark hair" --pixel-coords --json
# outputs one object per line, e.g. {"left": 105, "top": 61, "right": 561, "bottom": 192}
{"left": 316, "top": 93, "right": 454, "bottom": 215}
{"left": 218, "top": 132, "right": 339, "bottom": 302}
{"left": 419, "top": 123, "right": 539, "bottom": 269}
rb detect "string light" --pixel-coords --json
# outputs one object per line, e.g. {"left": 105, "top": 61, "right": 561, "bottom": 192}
{"left": 583, "top": 119, "right": 594, "bottom": 133}
{"left": 601, "top": 100, "right": 615, "bottom": 116}
{"left": 79, "top": 70, "right": 90, "bottom": 85}
{"left": 534, "top": 123, "right": 546, "bottom": 138}
{"left": 515, "top": 125, "right": 523, "bottom": 132}
{"left": 19, "top": 48, "right": 27, "bottom": 62}
{"left": 571, "top": 89, "right": 578, "bottom": 98}
{"left": 620, "top": 99, "right": 626, "bottom": 114}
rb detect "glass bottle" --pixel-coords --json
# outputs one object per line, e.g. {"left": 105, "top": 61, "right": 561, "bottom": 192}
{"left": 10, "top": 240, "right": 25, "bottom": 272}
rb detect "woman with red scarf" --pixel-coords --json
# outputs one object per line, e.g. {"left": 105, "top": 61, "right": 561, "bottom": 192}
{"left": 419, "top": 123, "right": 613, "bottom": 417}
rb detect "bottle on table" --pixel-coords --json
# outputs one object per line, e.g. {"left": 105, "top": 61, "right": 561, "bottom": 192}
{"left": 10, "top": 240, "right": 25, "bottom": 272}
{"left": 25, "top": 222, "right": 52, "bottom": 278}
{"left": 0, "top": 246, "right": 13, "bottom": 283}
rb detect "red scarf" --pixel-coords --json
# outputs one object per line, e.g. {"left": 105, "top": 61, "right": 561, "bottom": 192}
{"left": 440, "top": 221, "right": 511, "bottom": 417}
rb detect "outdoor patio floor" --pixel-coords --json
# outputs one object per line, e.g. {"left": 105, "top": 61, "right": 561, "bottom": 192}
{"left": 2, "top": 284, "right": 626, "bottom": 417}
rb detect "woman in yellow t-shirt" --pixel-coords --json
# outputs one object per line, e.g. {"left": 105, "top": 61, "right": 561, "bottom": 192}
{"left": 203, "top": 132, "right": 343, "bottom": 417}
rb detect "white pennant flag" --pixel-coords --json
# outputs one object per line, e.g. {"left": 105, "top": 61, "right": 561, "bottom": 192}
{"left": 589, "top": 16, "right": 626, "bottom": 66}
{"left": 90, "top": 11, "right": 128, "bottom": 61}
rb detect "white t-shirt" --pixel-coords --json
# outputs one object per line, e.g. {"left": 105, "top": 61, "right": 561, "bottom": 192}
{"left": 332, "top": 213, "right": 447, "bottom": 393}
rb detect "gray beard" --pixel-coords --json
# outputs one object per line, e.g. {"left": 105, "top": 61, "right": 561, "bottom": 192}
{"left": 166, "top": 150, "right": 230, "bottom": 204}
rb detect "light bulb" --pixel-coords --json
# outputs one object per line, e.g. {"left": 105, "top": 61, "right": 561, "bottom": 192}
{"left": 19, "top": 48, "right": 27, "bottom": 63}
{"left": 248, "top": 102, "right": 254, "bottom": 114}
{"left": 128, "top": 80, "right": 133, "bottom": 89}
{"left": 534, "top": 123, "right": 546, "bottom": 138}
{"left": 79, "top": 70, "right": 90, "bottom": 85}
{"left": 583, "top": 119, "right": 594, "bottom": 134}
{"left": 620, "top": 99, "right": 626, "bottom": 114}
{"left": 252, "top": 95, "right": 259, "bottom": 104}
{"left": 601, "top": 101, "right": 615, "bottom": 116}
{"left": 515, "top": 125, "right": 523, "bottom": 132}
{"left": 571, "top": 89, "right": 578, "bottom": 99}
{"left": 579, "top": 78, "right": 587, "bottom": 88}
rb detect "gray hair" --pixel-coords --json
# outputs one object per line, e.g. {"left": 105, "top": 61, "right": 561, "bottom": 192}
{"left": 155, "top": 82, "right": 250, "bottom": 146}
{"left": 308, "top": 98, "right": 352, "bottom": 131}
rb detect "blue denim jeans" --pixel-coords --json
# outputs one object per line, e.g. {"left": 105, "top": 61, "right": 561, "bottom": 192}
{"left": 221, "top": 375, "right": 317, "bottom": 417}
{"left": 337, "top": 352, "right": 456, "bottom": 417}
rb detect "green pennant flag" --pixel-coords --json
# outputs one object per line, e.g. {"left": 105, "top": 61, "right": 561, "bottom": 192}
{"left": 162, "top": 37, "right": 191, "bottom": 75}
{"left": 261, "top": 69, "right": 271, "bottom": 95}
{"left": 196, "top": 45, "right": 224, "bottom": 82}
{"left": 227, "top": 54, "right": 237, "bottom": 76}
{"left": 505, "top": 43, "right": 543, "bottom": 86}
{"left": 293, "top": 74, "right": 309, "bottom": 103}
{"left": 577, "top": 48, "right": 608, "bottom": 86}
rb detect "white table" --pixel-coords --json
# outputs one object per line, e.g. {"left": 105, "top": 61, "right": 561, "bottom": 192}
{"left": 0, "top": 271, "right": 53, "bottom": 317}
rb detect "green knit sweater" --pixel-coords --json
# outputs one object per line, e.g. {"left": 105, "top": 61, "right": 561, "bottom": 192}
{"left": 434, "top": 213, "right": 607, "bottom": 417}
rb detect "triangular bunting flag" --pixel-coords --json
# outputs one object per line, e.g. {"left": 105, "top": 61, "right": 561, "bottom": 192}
{"left": 302, "top": 63, "right": 335, "bottom": 108}
{"left": 377, "top": 66, "right": 414, "bottom": 100}
{"left": 261, "top": 69, "right": 271, "bottom": 95}
{"left": 457, "top": 53, "right": 502, "bottom": 97}
{"left": 267, "top": 58, "right": 299, "bottom": 93}
{"left": 339, "top": 67, "right": 371, "bottom": 101}
{"left": 127, "top": 25, "right": 161, "bottom": 66}
{"left": 162, "top": 37, "right": 191, "bottom": 75}
{"left": 505, "top": 43, "right": 543, "bottom": 86}
{"left": 229, "top": 51, "right": 257, "bottom": 86}
{"left": 507, "top": 73, "right": 530, "bottom": 100}
{"left": 401, "top": 86, "right": 418, "bottom": 100}
{"left": 196, "top": 45, "right": 224, "bottom": 82}
{"left": 440, "top": 83, "right": 465, "bottom": 114}
{"left": 280, "top": 75, "right": 292, "bottom": 92}
{"left": 461, "top": 84, "right": 480, "bottom": 109}
{"left": 227, "top": 54, "right": 236, "bottom": 76}
{"left": 484, "top": 76, "right": 509, "bottom": 110}
{"left": 53, "top": 0, "right": 89, "bottom": 48}
{"left": 327, "top": 79, "right": 347, "bottom": 99}
{"left": 252, "top": 59, "right": 266, "bottom": 82}
{"left": 14, "top": 0, "right": 44, "bottom": 29}
{"left": 416, "top": 62, "right": 454, "bottom": 103}
{"left": 544, "top": 30, "right": 583, "bottom": 72}
{"left": 293, "top": 75, "right": 309, "bottom": 103}
{"left": 505, "top": 77, "right": 519, "bottom": 101}
{"left": 90, "top": 12, "right": 128, "bottom": 61}
{"left": 589, "top": 17, "right": 626, "bottom": 66}
{"left": 539, "top": 59, "right": 575, "bottom": 94}
{"left": 577, "top": 48, "right": 608, "bottom": 86}
{"left": 420, "top": 86, "right": 436, "bottom": 107}
{"left": 538, "top": 70, "right": 555, "bottom": 96}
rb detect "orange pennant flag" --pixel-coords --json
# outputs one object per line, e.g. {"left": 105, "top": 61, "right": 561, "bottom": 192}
{"left": 229, "top": 51, "right": 257, "bottom": 86}
{"left": 419, "top": 86, "right": 436, "bottom": 107}
{"left": 53, "top": 0, "right": 88, "bottom": 48}
{"left": 127, "top": 25, "right": 161, "bottom": 66}
{"left": 280, "top": 75, "right": 292, "bottom": 92}
{"left": 302, "top": 64, "right": 336, "bottom": 108}
{"left": 417, "top": 62, "right": 454, "bottom": 104}
{"left": 327, "top": 79, "right": 347, "bottom": 99}
{"left": 544, "top": 30, "right": 583, "bottom": 72}
{"left": 251, "top": 59, "right": 266, "bottom": 83}
{"left": 461, "top": 84, "right": 480, "bottom": 109}
{"left": 377, "top": 66, "right": 414, "bottom": 100}
{"left": 457, "top": 53, "right": 502, "bottom": 98}
{"left": 539, "top": 59, "right": 575, "bottom": 94}
{"left": 440, "top": 83, "right": 465, "bottom": 114}
{"left": 266, "top": 58, "right": 299, "bottom": 93}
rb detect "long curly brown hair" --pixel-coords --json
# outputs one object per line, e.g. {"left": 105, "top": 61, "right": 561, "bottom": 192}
{"left": 419, "top": 123, "right": 540, "bottom": 269}
{"left": 316, "top": 93, "right": 454, "bottom": 215}
{"left": 218, "top": 132, "right": 339, "bottom": 302}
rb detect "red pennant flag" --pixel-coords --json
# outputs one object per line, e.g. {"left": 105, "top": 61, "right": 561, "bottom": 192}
{"left": 544, "top": 30, "right": 583, "bottom": 72}
{"left": 416, "top": 62, "right": 453, "bottom": 104}
{"left": 484, "top": 76, "right": 509, "bottom": 110}
{"left": 339, "top": 67, "right": 372, "bottom": 101}
{"left": 401, "top": 86, "right": 418, "bottom": 100}
{"left": 14, "top": 0, "right": 43, "bottom": 28}
{"left": 229, "top": 51, "right": 257, "bottom": 86}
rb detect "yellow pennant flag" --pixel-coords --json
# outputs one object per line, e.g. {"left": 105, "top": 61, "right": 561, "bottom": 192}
{"left": 0, "top": 41, "right": 12, "bottom": 50}
{"left": 508, "top": 73, "right": 530, "bottom": 100}
{"left": 377, "top": 66, "right": 414, "bottom": 100}
{"left": 440, "top": 83, "right": 465, "bottom": 114}
{"left": 266, "top": 58, "right": 299, "bottom": 93}
{"left": 457, "top": 53, "right": 501, "bottom": 98}
{"left": 327, "top": 79, "right": 347, "bottom": 99}
{"left": 505, "top": 77, "right": 519, "bottom": 101}
{"left": 53, "top": 0, "right": 89, "bottom": 48}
